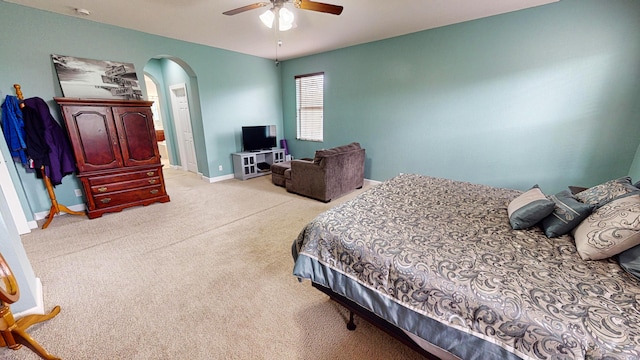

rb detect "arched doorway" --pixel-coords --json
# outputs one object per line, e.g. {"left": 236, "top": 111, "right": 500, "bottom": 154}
{"left": 143, "top": 57, "right": 203, "bottom": 175}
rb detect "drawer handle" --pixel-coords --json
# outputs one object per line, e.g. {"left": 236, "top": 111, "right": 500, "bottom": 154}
{"left": 148, "top": 179, "right": 157, "bottom": 184}
{"left": 147, "top": 171, "right": 155, "bottom": 176}
{"left": 101, "top": 198, "right": 111, "bottom": 204}
{"left": 150, "top": 189, "right": 159, "bottom": 195}
{"left": 97, "top": 186, "right": 108, "bottom": 193}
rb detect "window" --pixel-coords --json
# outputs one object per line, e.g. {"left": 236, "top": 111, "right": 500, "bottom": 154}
{"left": 296, "top": 72, "right": 324, "bottom": 142}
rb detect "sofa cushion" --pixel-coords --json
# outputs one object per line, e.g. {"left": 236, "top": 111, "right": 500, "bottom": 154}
{"left": 270, "top": 161, "right": 291, "bottom": 175}
{"left": 313, "top": 142, "right": 361, "bottom": 163}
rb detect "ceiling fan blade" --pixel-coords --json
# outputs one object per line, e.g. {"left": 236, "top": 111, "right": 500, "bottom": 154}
{"left": 223, "top": 2, "right": 270, "bottom": 16}
{"left": 295, "top": 0, "right": 343, "bottom": 15}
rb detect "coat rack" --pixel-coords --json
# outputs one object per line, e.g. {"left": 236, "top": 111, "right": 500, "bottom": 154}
{"left": 0, "top": 251, "right": 61, "bottom": 360}
{"left": 13, "top": 84, "right": 84, "bottom": 229}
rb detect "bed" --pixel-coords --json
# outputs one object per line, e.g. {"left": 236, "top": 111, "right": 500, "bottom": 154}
{"left": 292, "top": 174, "right": 640, "bottom": 360}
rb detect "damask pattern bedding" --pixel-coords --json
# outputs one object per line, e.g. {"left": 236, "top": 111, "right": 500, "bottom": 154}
{"left": 292, "top": 174, "right": 640, "bottom": 360}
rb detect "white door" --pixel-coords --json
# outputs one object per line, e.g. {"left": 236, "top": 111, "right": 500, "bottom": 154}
{"left": 169, "top": 84, "right": 197, "bottom": 173}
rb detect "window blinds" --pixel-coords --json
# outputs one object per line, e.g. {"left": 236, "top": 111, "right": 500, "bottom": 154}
{"left": 296, "top": 73, "right": 324, "bottom": 142}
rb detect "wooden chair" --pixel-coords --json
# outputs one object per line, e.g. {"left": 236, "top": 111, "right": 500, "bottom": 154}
{"left": 0, "top": 252, "right": 60, "bottom": 359}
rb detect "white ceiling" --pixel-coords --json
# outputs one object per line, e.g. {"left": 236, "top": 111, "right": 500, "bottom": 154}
{"left": 6, "top": 0, "right": 558, "bottom": 61}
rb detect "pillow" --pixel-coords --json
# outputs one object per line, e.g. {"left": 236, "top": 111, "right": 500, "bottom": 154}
{"left": 540, "top": 190, "right": 594, "bottom": 238}
{"left": 574, "top": 176, "right": 638, "bottom": 207}
{"left": 618, "top": 244, "right": 640, "bottom": 280}
{"left": 573, "top": 194, "right": 640, "bottom": 260}
{"left": 568, "top": 186, "right": 588, "bottom": 195}
{"left": 507, "top": 186, "right": 555, "bottom": 230}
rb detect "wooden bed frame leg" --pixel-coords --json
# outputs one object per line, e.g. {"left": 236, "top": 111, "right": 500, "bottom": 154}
{"left": 347, "top": 311, "right": 356, "bottom": 331}
{"left": 311, "top": 282, "right": 439, "bottom": 359}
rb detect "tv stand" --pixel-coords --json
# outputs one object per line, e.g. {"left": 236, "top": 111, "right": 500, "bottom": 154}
{"left": 232, "top": 149, "right": 285, "bottom": 180}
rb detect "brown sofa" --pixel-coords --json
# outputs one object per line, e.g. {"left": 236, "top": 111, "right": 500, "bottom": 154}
{"left": 274, "top": 142, "right": 365, "bottom": 202}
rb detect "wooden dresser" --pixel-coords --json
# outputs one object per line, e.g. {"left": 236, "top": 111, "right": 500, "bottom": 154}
{"left": 55, "top": 98, "right": 170, "bottom": 219}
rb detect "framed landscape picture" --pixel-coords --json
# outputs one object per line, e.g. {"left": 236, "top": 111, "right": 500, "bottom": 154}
{"left": 51, "top": 54, "right": 142, "bottom": 100}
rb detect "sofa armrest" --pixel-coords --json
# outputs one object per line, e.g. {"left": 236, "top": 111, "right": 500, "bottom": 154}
{"left": 289, "top": 160, "right": 326, "bottom": 182}
{"left": 287, "top": 160, "right": 328, "bottom": 200}
{"left": 322, "top": 149, "right": 365, "bottom": 194}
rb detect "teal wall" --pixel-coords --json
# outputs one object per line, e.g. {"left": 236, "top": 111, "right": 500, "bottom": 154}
{"left": 0, "top": 1, "right": 282, "bottom": 216}
{"left": 281, "top": 0, "right": 640, "bottom": 193}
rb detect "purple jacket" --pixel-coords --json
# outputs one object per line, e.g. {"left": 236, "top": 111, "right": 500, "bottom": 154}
{"left": 23, "top": 97, "right": 76, "bottom": 185}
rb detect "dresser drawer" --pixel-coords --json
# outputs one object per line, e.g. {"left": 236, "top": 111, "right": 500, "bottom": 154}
{"left": 90, "top": 177, "right": 161, "bottom": 194}
{"left": 88, "top": 168, "right": 161, "bottom": 186}
{"left": 93, "top": 185, "right": 165, "bottom": 209}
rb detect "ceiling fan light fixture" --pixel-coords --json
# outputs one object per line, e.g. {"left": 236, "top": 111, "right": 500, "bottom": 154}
{"left": 278, "top": 7, "right": 295, "bottom": 31}
{"left": 259, "top": 9, "right": 275, "bottom": 28}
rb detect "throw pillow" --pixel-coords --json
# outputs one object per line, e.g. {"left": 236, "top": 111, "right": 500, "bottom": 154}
{"left": 574, "top": 176, "right": 638, "bottom": 207}
{"left": 618, "top": 244, "right": 640, "bottom": 280}
{"left": 541, "top": 190, "right": 594, "bottom": 238}
{"left": 507, "top": 186, "right": 556, "bottom": 230}
{"left": 568, "top": 186, "right": 588, "bottom": 195}
{"left": 573, "top": 194, "right": 640, "bottom": 260}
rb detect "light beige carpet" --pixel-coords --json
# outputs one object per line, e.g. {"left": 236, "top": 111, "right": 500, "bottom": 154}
{"left": 3, "top": 169, "right": 426, "bottom": 360}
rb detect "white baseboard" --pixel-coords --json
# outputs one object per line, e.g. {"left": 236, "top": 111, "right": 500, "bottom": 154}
{"left": 204, "top": 174, "right": 234, "bottom": 183}
{"left": 364, "top": 178, "right": 382, "bottom": 185}
{"left": 13, "top": 277, "right": 45, "bottom": 319}
{"left": 33, "top": 203, "right": 86, "bottom": 221}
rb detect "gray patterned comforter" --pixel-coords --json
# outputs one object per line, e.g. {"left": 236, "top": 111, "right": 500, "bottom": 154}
{"left": 292, "top": 174, "right": 640, "bottom": 360}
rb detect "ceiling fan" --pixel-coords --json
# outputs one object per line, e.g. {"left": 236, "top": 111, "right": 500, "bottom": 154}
{"left": 223, "top": 0, "right": 343, "bottom": 17}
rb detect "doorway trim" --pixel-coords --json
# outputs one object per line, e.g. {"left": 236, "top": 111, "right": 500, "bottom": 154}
{"left": 169, "top": 83, "right": 198, "bottom": 173}
{"left": 0, "top": 152, "right": 32, "bottom": 234}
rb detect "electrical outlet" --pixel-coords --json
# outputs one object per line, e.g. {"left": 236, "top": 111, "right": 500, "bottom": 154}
{"left": 218, "top": 165, "right": 223, "bottom": 171}
{"left": 74, "top": 189, "right": 83, "bottom": 197}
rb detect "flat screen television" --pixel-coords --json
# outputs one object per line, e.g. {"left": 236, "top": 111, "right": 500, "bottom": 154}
{"left": 242, "top": 125, "right": 277, "bottom": 152}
